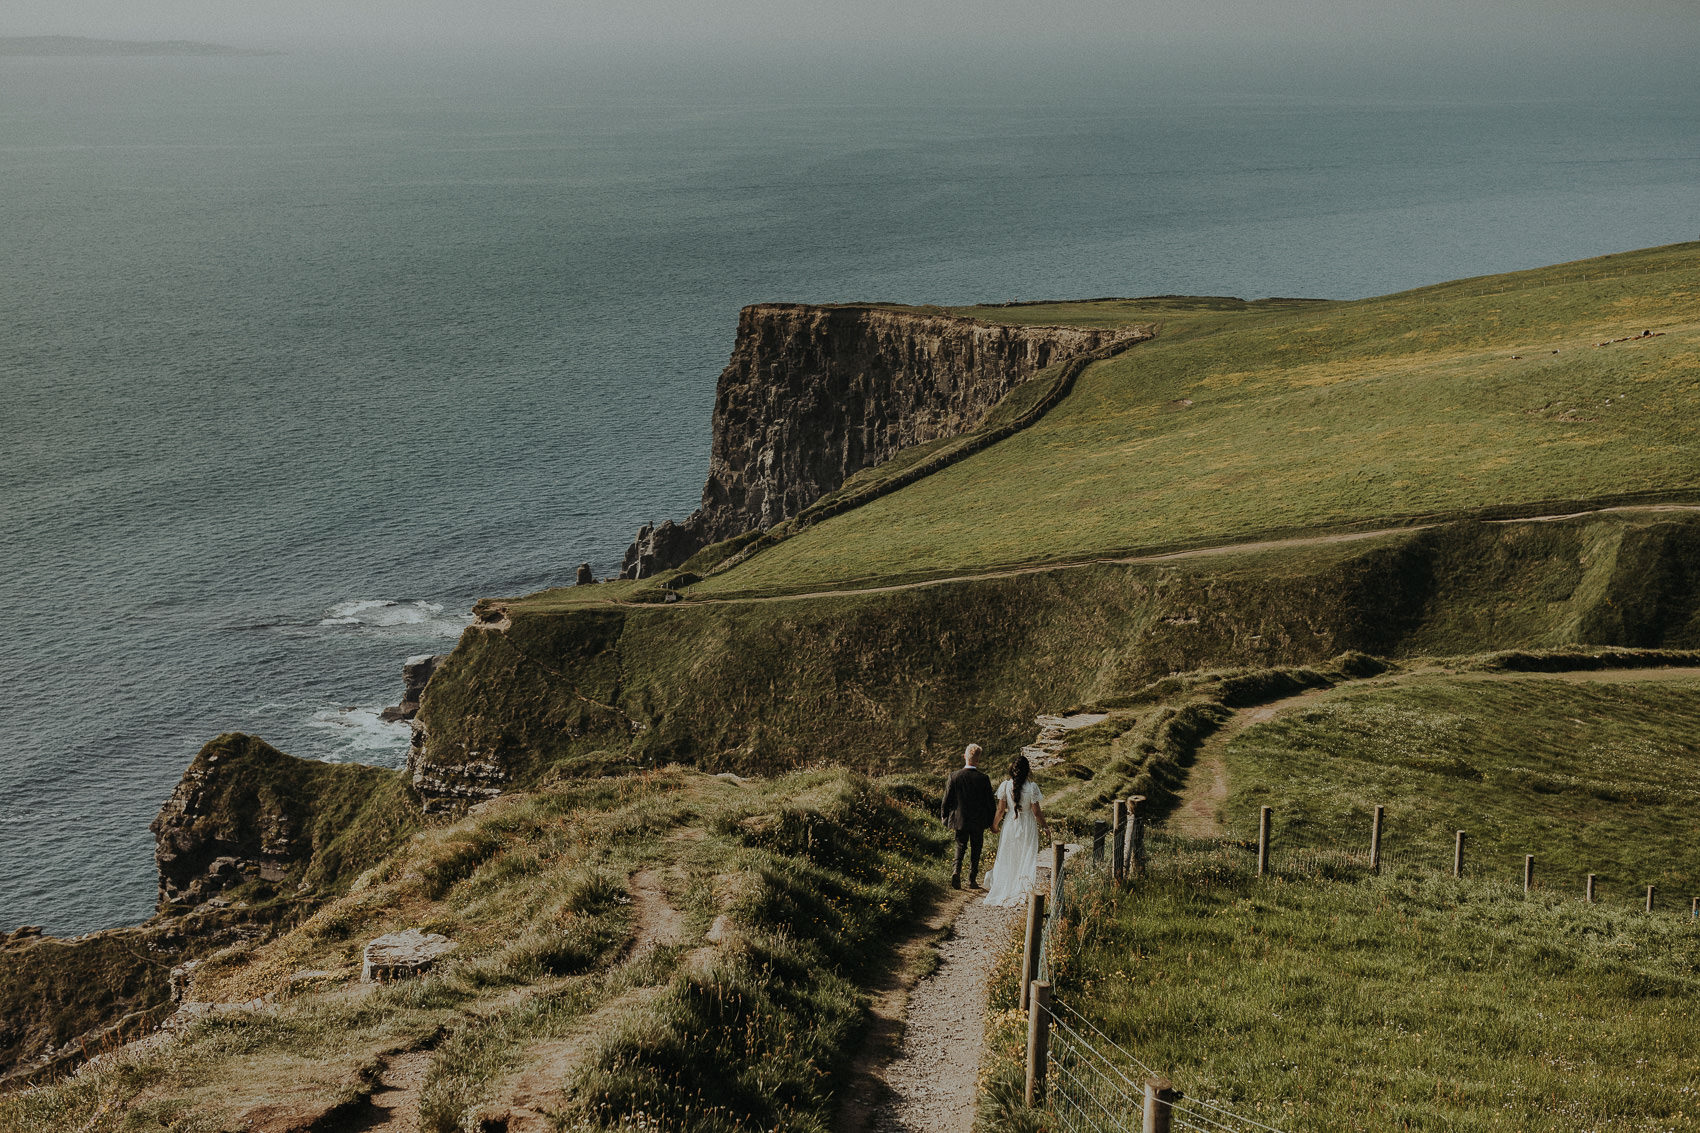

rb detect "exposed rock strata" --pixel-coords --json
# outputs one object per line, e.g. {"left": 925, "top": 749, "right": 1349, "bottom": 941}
{"left": 622, "top": 304, "right": 1147, "bottom": 577}
{"left": 406, "top": 729, "right": 507, "bottom": 817}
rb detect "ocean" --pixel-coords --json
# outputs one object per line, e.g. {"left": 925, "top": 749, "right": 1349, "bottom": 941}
{"left": 2, "top": 49, "right": 1696, "bottom": 936}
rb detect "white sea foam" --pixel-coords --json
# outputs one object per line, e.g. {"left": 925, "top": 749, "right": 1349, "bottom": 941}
{"left": 317, "top": 599, "right": 470, "bottom": 639}
{"left": 306, "top": 706, "right": 412, "bottom": 766}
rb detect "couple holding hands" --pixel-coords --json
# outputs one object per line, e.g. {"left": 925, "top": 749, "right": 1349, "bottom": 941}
{"left": 939, "top": 743, "right": 1049, "bottom": 908}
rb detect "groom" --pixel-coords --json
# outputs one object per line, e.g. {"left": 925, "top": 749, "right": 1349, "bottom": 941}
{"left": 940, "top": 743, "right": 996, "bottom": 890}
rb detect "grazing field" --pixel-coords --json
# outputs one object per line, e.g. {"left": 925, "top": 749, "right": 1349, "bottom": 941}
{"left": 693, "top": 241, "right": 1700, "bottom": 596}
{"left": 1031, "top": 868, "right": 1700, "bottom": 1133}
{"left": 993, "top": 662, "right": 1700, "bottom": 1132}
{"left": 1220, "top": 669, "right": 1700, "bottom": 898}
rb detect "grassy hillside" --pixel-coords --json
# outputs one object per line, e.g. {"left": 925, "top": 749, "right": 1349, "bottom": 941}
{"left": 693, "top": 242, "right": 1700, "bottom": 596}
{"left": 452, "top": 512, "right": 1700, "bottom": 797}
{"left": 1013, "top": 868, "right": 1700, "bottom": 1133}
{"left": 0, "top": 769, "right": 945, "bottom": 1133}
{"left": 985, "top": 658, "right": 1700, "bottom": 1131}
{"left": 1217, "top": 668, "right": 1700, "bottom": 899}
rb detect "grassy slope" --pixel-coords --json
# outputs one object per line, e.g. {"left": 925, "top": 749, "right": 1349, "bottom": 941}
{"left": 694, "top": 242, "right": 1700, "bottom": 596}
{"left": 1003, "top": 663, "right": 1700, "bottom": 1131}
{"left": 1035, "top": 870, "right": 1700, "bottom": 1133}
{"left": 0, "top": 770, "right": 945, "bottom": 1133}
{"left": 452, "top": 512, "right": 1700, "bottom": 795}
{"left": 1220, "top": 670, "right": 1700, "bottom": 904}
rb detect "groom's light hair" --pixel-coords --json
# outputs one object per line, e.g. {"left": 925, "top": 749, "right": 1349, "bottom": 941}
{"left": 964, "top": 743, "right": 982, "bottom": 764}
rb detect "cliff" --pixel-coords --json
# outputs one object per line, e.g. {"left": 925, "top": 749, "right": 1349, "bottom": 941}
{"left": 0, "top": 734, "right": 422, "bottom": 1083}
{"left": 152, "top": 732, "right": 419, "bottom": 908}
{"left": 413, "top": 512, "right": 1700, "bottom": 815}
{"left": 622, "top": 304, "right": 1149, "bottom": 577}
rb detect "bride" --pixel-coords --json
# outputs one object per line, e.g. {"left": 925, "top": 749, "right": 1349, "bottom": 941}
{"left": 983, "top": 754, "right": 1051, "bottom": 908}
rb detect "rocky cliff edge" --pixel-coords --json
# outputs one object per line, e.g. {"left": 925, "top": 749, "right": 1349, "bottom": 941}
{"left": 622, "top": 303, "right": 1150, "bottom": 577}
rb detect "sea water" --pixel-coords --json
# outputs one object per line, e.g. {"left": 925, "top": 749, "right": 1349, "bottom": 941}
{"left": 2, "top": 50, "right": 1696, "bottom": 935}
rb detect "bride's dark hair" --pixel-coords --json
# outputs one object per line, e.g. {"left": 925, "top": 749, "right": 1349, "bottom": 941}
{"left": 1010, "top": 754, "right": 1031, "bottom": 811}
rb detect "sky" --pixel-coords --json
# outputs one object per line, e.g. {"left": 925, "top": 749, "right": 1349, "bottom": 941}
{"left": 4, "top": 0, "right": 1698, "bottom": 68}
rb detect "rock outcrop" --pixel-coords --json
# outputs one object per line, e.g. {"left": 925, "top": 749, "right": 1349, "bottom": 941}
{"left": 1, "top": 735, "right": 421, "bottom": 1083}
{"left": 361, "top": 929, "right": 456, "bottom": 982}
{"left": 621, "top": 304, "right": 1148, "bottom": 577}
{"left": 152, "top": 733, "right": 417, "bottom": 909}
{"left": 380, "top": 654, "right": 443, "bottom": 722}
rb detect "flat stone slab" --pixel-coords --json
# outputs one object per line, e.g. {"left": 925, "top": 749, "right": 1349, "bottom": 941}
{"left": 361, "top": 929, "right": 456, "bottom": 983}
{"left": 1035, "top": 712, "right": 1110, "bottom": 731}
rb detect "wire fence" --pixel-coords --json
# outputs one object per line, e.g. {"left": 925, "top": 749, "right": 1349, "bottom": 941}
{"left": 1020, "top": 799, "right": 1700, "bottom": 1130}
{"left": 1025, "top": 842, "right": 1291, "bottom": 1132}
{"left": 1133, "top": 813, "right": 1699, "bottom": 919}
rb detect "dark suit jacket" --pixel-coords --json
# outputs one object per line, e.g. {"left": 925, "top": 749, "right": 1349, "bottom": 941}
{"left": 941, "top": 766, "right": 996, "bottom": 832}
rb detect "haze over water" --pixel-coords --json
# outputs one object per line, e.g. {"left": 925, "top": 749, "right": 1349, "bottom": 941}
{"left": 3, "top": 46, "right": 1697, "bottom": 935}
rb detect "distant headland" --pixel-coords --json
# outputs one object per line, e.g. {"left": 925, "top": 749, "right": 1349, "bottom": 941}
{"left": 0, "top": 36, "right": 279, "bottom": 57}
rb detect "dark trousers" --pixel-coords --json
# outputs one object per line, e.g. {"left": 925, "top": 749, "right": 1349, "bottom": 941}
{"left": 952, "top": 828, "right": 985, "bottom": 883}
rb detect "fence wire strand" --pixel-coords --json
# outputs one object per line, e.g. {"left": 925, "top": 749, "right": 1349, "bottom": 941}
{"left": 1033, "top": 838, "right": 1293, "bottom": 1133}
{"left": 1031, "top": 800, "right": 1699, "bottom": 1132}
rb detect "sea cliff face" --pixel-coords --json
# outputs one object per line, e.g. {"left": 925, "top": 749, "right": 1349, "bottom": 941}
{"left": 0, "top": 734, "right": 421, "bottom": 1083}
{"left": 622, "top": 304, "right": 1146, "bottom": 577}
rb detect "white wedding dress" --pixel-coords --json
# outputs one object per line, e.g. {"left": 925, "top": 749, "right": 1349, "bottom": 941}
{"left": 983, "top": 778, "right": 1044, "bottom": 908}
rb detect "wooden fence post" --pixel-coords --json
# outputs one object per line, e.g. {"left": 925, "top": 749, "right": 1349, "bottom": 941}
{"left": 1143, "top": 1078, "right": 1181, "bottom": 1133}
{"left": 1369, "top": 805, "right": 1384, "bottom": 874}
{"left": 1020, "top": 891, "right": 1047, "bottom": 1010}
{"left": 1112, "top": 800, "right": 1128, "bottom": 883}
{"left": 1128, "top": 795, "right": 1148, "bottom": 876}
{"left": 1524, "top": 855, "right": 1535, "bottom": 895}
{"left": 1050, "top": 843, "right": 1067, "bottom": 914}
{"left": 1586, "top": 874, "right": 1596, "bottom": 904}
{"left": 1025, "top": 980, "right": 1052, "bottom": 1106}
{"left": 1647, "top": 885, "right": 1656, "bottom": 913}
{"left": 1453, "top": 830, "right": 1466, "bottom": 879}
{"left": 1093, "top": 819, "right": 1108, "bottom": 863}
{"left": 1257, "top": 806, "right": 1272, "bottom": 877}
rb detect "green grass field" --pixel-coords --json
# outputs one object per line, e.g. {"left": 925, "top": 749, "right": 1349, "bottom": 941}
{"left": 1001, "top": 663, "right": 1700, "bottom": 1131}
{"left": 1029, "top": 868, "right": 1700, "bottom": 1133}
{"left": 693, "top": 242, "right": 1700, "bottom": 596}
{"left": 1220, "top": 669, "right": 1700, "bottom": 897}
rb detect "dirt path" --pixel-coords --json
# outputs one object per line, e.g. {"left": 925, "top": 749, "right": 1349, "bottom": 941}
{"left": 344, "top": 1049, "right": 432, "bottom": 1132}
{"left": 626, "top": 868, "right": 687, "bottom": 955}
{"left": 857, "top": 899, "right": 1020, "bottom": 1133}
{"left": 1166, "top": 683, "right": 1348, "bottom": 839}
{"left": 707, "top": 504, "right": 1700, "bottom": 606}
{"left": 485, "top": 504, "right": 1700, "bottom": 617}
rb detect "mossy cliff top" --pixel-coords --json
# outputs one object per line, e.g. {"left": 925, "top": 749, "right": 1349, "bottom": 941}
{"left": 692, "top": 240, "right": 1700, "bottom": 595}
{"left": 0, "top": 735, "right": 418, "bottom": 1087}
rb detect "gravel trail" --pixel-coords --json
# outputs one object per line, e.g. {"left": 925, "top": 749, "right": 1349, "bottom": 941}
{"left": 867, "top": 899, "right": 1019, "bottom": 1133}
